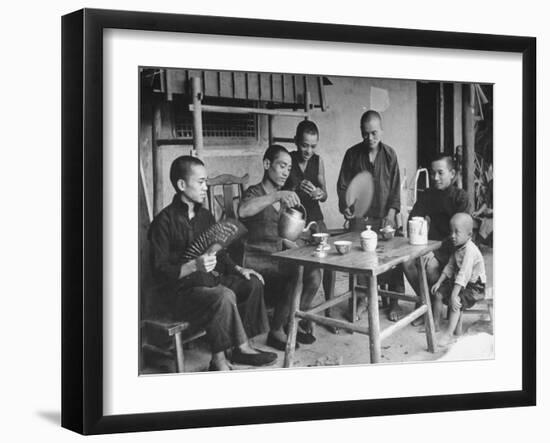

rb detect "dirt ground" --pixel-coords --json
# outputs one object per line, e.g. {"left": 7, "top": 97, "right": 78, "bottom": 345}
{"left": 142, "top": 245, "right": 493, "bottom": 374}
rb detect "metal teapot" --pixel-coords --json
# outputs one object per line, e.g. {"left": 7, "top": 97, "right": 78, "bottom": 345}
{"left": 278, "top": 204, "right": 317, "bottom": 242}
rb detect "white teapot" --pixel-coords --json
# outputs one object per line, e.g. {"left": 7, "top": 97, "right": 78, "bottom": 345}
{"left": 408, "top": 217, "right": 428, "bottom": 245}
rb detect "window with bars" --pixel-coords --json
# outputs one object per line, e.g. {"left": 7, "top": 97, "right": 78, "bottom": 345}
{"left": 172, "top": 96, "right": 259, "bottom": 143}
{"left": 174, "top": 112, "right": 257, "bottom": 139}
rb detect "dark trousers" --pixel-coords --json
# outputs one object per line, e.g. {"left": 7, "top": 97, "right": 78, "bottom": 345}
{"left": 173, "top": 274, "right": 269, "bottom": 353}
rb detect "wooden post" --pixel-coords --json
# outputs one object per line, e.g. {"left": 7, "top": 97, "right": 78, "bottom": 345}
{"left": 367, "top": 274, "right": 381, "bottom": 363}
{"left": 191, "top": 77, "right": 204, "bottom": 159}
{"left": 268, "top": 115, "right": 274, "bottom": 146}
{"left": 462, "top": 84, "right": 476, "bottom": 210}
{"left": 348, "top": 274, "right": 357, "bottom": 323}
{"left": 283, "top": 265, "right": 304, "bottom": 368}
{"left": 439, "top": 83, "right": 445, "bottom": 153}
{"left": 152, "top": 102, "right": 162, "bottom": 216}
{"left": 416, "top": 257, "right": 436, "bottom": 352}
{"left": 324, "top": 270, "right": 336, "bottom": 317}
{"left": 174, "top": 332, "right": 185, "bottom": 373}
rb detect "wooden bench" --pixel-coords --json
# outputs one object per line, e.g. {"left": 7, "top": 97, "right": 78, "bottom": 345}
{"left": 140, "top": 318, "right": 206, "bottom": 373}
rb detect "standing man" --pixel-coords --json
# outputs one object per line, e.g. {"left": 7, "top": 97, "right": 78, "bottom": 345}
{"left": 148, "top": 155, "right": 277, "bottom": 371}
{"left": 336, "top": 110, "right": 405, "bottom": 321}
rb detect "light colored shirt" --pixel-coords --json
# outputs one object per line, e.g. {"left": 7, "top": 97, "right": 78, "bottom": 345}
{"left": 442, "top": 239, "right": 487, "bottom": 288}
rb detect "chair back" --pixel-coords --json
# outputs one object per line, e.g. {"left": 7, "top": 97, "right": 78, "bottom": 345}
{"left": 206, "top": 173, "right": 249, "bottom": 221}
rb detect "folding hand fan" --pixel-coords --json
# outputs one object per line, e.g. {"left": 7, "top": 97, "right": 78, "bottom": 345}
{"left": 180, "top": 218, "right": 248, "bottom": 261}
{"left": 345, "top": 170, "right": 374, "bottom": 218}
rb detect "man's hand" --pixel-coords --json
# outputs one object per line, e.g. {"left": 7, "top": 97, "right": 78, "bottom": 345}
{"left": 282, "top": 238, "right": 299, "bottom": 249}
{"left": 235, "top": 266, "right": 265, "bottom": 285}
{"left": 310, "top": 187, "right": 325, "bottom": 201}
{"left": 450, "top": 293, "right": 462, "bottom": 312}
{"left": 278, "top": 190, "right": 301, "bottom": 208}
{"left": 195, "top": 253, "right": 217, "bottom": 273}
{"left": 431, "top": 281, "right": 442, "bottom": 296}
{"left": 299, "top": 179, "right": 316, "bottom": 195}
{"left": 343, "top": 206, "right": 355, "bottom": 220}
{"left": 382, "top": 208, "right": 397, "bottom": 229}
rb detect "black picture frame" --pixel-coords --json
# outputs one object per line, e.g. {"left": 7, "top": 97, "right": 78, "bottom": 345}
{"left": 61, "top": 8, "right": 536, "bottom": 435}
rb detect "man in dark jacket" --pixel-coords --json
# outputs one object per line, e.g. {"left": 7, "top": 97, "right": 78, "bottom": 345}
{"left": 148, "top": 155, "right": 276, "bottom": 371}
{"left": 337, "top": 110, "right": 405, "bottom": 321}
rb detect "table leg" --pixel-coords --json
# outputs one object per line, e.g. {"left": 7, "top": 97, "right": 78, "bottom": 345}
{"left": 348, "top": 274, "right": 357, "bottom": 323}
{"left": 324, "top": 269, "right": 336, "bottom": 317}
{"left": 367, "top": 274, "right": 381, "bottom": 363}
{"left": 323, "top": 269, "right": 340, "bottom": 334}
{"left": 416, "top": 257, "right": 436, "bottom": 352}
{"left": 284, "top": 265, "right": 304, "bottom": 368}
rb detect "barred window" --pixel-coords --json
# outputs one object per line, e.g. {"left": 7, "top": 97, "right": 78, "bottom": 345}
{"left": 174, "top": 112, "right": 257, "bottom": 139}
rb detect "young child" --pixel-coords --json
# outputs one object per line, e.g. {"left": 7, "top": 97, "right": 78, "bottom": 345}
{"left": 431, "top": 213, "right": 487, "bottom": 346}
{"left": 403, "top": 154, "right": 470, "bottom": 327}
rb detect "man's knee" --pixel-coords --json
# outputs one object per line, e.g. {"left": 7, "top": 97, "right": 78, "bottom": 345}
{"left": 402, "top": 259, "right": 416, "bottom": 278}
{"left": 243, "top": 275, "right": 264, "bottom": 297}
{"left": 426, "top": 257, "right": 441, "bottom": 283}
{"left": 304, "top": 267, "right": 321, "bottom": 288}
{"left": 212, "top": 286, "right": 237, "bottom": 307}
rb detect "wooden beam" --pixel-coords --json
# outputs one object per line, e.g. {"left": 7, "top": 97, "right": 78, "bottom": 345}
{"left": 379, "top": 305, "right": 427, "bottom": 342}
{"left": 273, "top": 137, "right": 294, "bottom": 144}
{"left": 268, "top": 115, "right": 274, "bottom": 146}
{"left": 439, "top": 83, "right": 445, "bottom": 152}
{"left": 462, "top": 83, "right": 476, "bottom": 210}
{"left": 189, "top": 104, "right": 308, "bottom": 118}
{"left": 318, "top": 76, "right": 327, "bottom": 111}
{"left": 152, "top": 102, "right": 162, "bottom": 216}
{"left": 139, "top": 157, "right": 153, "bottom": 223}
{"left": 416, "top": 257, "right": 436, "bottom": 352}
{"left": 296, "top": 311, "right": 370, "bottom": 335}
{"left": 377, "top": 289, "right": 419, "bottom": 304}
{"left": 367, "top": 275, "right": 381, "bottom": 363}
{"left": 307, "top": 291, "right": 352, "bottom": 315}
{"left": 156, "top": 138, "right": 193, "bottom": 146}
{"left": 191, "top": 77, "right": 204, "bottom": 158}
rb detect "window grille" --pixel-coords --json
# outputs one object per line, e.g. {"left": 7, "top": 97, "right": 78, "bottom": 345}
{"left": 175, "top": 112, "right": 257, "bottom": 139}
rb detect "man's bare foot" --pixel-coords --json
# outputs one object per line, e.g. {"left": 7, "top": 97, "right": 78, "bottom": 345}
{"left": 412, "top": 316, "right": 425, "bottom": 327}
{"left": 268, "top": 329, "right": 287, "bottom": 343}
{"left": 238, "top": 342, "right": 263, "bottom": 355}
{"left": 352, "top": 300, "right": 367, "bottom": 321}
{"left": 388, "top": 305, "right": 405, "bottom": 322}
{"left": 418, "top": 323, "right": 440, "bottom": 333}
{"left": 209, "top": 358, "right": 232, "bottom": 371}
{"left": 324, "top": 324, "right": 340, "bottom": 334}
{"left": 437, "top": 333, "right": 458, "bottom": 348}
{"left": 454, "top": 314, "right": 464, "bottom": 336}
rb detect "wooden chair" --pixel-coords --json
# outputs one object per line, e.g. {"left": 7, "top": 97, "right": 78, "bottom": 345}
{"left": 207, "top": 173, "right": 250, "bottom": 266}
{"left": 140, "top": 283, "right": 207, "bottom": 373}
{"left": 206, "top": 173, "right": 249, "bottom": 221}
{"left": 461, "top": 286, "right": 494, "bottom": 332}
{"left": 140, "top": 318, "right": 205, "bottom": 373}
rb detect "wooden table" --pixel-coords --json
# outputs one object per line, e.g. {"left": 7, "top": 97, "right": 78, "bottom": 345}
{"left": 271, "top": 232, "right": 442, "bottom": 367}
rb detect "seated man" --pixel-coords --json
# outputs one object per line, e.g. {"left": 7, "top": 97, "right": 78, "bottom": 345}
{"left": 238, "top": 145, "right": 320, "bottom": 350}
{"left": 402, "top": 154, "right": 470, "bottom": 327}
{"left": 148, "top": 155, "right": 277, "bottom": 371}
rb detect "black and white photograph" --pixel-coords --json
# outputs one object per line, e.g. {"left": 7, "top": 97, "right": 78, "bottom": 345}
{"left": 2, "top": 0, "right": 544, "bottom": 440}
{"left": 138, "top": 67, "right": 494, "bottom": 374}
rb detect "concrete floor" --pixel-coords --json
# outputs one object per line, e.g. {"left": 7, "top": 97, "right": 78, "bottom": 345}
{"left": 142, "top": 245, "right": 493, "bottom": 374}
